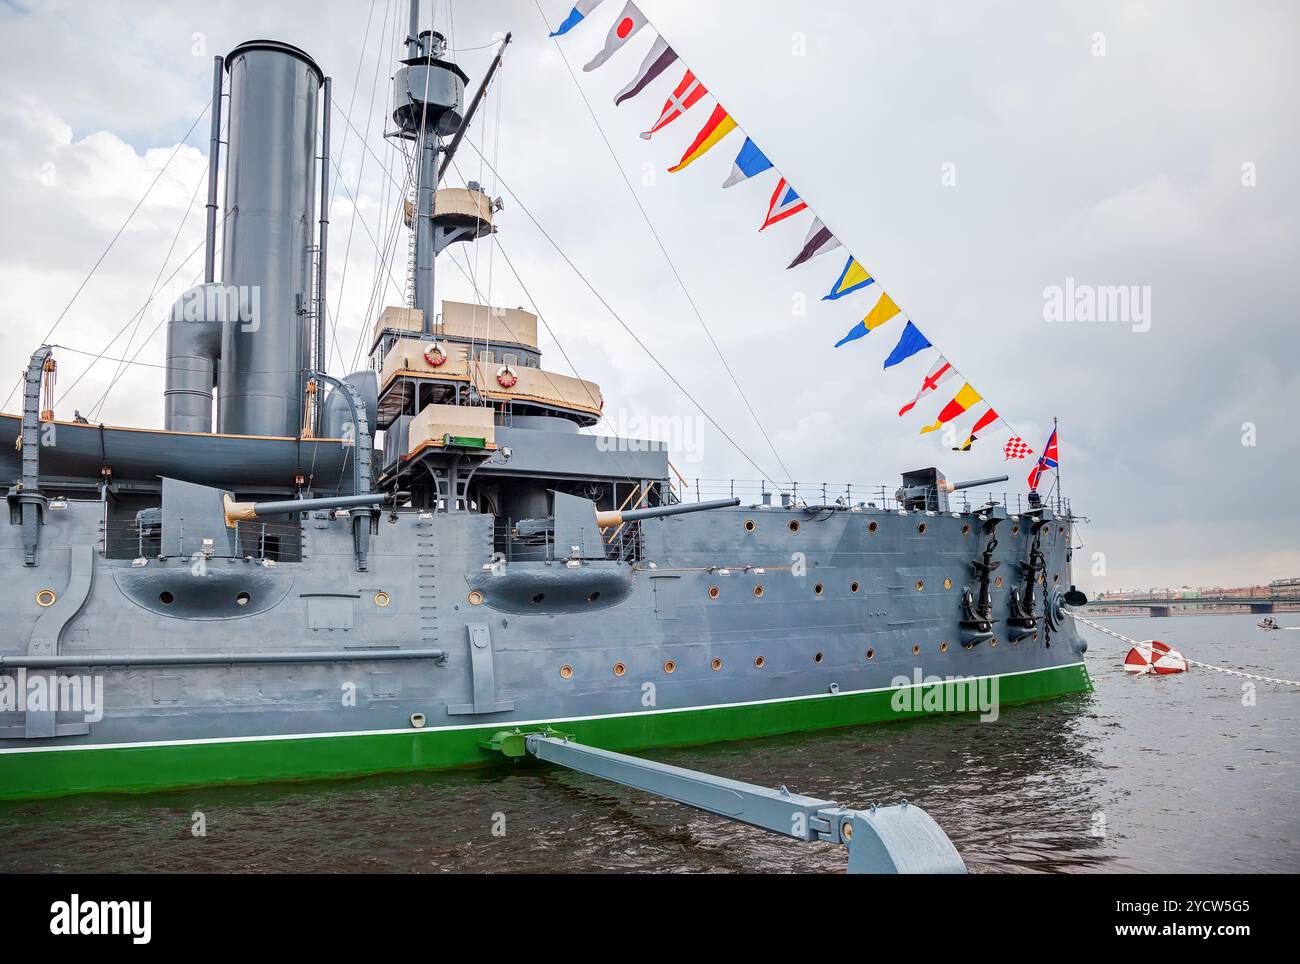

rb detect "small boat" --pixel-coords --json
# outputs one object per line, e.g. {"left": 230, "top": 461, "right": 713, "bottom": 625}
{"left": 1258, "top": 616, "right": 1280, "bottom": 630}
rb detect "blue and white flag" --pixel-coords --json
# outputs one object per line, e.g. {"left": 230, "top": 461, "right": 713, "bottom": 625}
{"left": 721, "top": 138, "right": 773, "bottom": 188}
{"left": 550, "top": 0, "right": 605, "bottom": 37}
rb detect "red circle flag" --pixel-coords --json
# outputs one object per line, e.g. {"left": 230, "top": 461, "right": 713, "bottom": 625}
{"left": 616, "top": 17, "right": 634, "bottom": 38}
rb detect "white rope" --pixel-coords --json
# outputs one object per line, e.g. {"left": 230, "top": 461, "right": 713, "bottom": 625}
{"left": 1067, "top": 611, "right": 1300, "bottom": 687}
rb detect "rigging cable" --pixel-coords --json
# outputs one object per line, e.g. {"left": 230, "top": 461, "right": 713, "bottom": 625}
{"left": 458, "top": 135, "right": 784, "bottom": 489}
{"left": 3, "top": 98, "right": 212, "bottom": 412}
{"left": 55, "top": 208, "right": 230, "bottom": 410}
{"left": 323, "top": 0, "right": 393, "bottom": 375}
{"left": 534, "top": 0, "right": 793, "bottom": 484}
{"left": 89, "top": 160, "right": 210, "bottom": 420}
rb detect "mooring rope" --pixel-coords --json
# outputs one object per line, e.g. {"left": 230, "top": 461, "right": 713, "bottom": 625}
{"left": 1066, "top": 610, "right": 1300, "bottom": 687}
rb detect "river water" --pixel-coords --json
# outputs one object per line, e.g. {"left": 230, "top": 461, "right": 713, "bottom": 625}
{"left": 2, "top": 612, "right": 1296, "bottom": 873}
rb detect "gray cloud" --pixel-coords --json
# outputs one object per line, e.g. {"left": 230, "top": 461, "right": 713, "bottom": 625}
{"left": 1, "top": 0, "right": 1296, "bottom": 591}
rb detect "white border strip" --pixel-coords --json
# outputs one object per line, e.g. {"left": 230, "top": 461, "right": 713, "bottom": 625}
{"left": 0, "top": 662, "right": 1086, "bottom": 756}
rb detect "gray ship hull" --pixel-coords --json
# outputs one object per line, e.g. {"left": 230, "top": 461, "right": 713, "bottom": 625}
{"left": 1, "top": 488, "right": 1089, "bottom": 800}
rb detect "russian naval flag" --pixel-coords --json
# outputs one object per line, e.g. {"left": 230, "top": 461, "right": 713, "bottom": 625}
{"left": 550, "top": 0, "right": 605, "bottom": 37}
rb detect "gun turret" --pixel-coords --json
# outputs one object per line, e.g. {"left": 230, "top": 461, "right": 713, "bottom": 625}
{"left": 223, "top": 491, "right": 392, "bottom": 527}
{"left": 897, "top": 468, "right": 1011, "bottom": 512}
{"left": 939, "top": 474, "right": 1010, "bottom": 494}
{"left": 596, "top": 497, "right": 740, "bottom": 529}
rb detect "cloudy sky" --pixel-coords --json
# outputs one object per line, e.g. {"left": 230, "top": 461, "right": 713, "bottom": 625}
{"left": 1, "top": 0, "right": 1297, "bottom": 592}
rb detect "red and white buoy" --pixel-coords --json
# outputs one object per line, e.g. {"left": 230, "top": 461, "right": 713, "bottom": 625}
{"left": 1123, "top": 639, "right": 1189, "bottom": 675}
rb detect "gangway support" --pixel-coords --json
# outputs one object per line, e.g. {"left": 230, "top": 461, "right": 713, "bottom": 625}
{"left": 483, "top": 728, "right": 966, "bottom": 874}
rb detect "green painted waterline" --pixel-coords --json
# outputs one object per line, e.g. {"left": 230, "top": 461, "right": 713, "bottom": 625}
{"left": 0, "top": 663, "right": 1091, "bottom": 802}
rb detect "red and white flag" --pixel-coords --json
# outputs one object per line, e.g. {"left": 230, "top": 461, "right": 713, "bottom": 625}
{"left": 641, "top": 69, "right": 707, "bottom": 139}
{"left": 584, "top": 1, "right": 646, "bottom": 72}
{"left": 1003, "top": 436, "right": 1033, "bottom": 461}
{"left": 759, "top": 178, "right": 807, "bottom": 231}
{"left": 898, "top": 357, "right": 956, "bottom": 416}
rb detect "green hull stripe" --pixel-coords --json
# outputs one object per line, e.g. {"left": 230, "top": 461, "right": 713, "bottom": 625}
{"left": 0, "top": 663, "right": 1091, "bottom": 802}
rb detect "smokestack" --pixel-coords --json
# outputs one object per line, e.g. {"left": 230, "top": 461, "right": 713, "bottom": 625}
{"left": 216, "top": 39, "right": 323, "bottom": 438}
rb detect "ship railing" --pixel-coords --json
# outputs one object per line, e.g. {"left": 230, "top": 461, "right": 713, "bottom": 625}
{"left": 492, "top": 521, "right": 642, "bottom": 564}
{"left": 682, "top": 479, "right": 1073, "bottom": 518}
{"left": 100, "top": 518, "right": 303, "bottom": 563}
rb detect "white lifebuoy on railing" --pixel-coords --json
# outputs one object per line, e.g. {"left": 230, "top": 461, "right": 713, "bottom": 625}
{"left": 496, "top": 365, "right": 518, "bottom": 389}
{"left": 422, "top": 342, "right": 447, "bottom": 368}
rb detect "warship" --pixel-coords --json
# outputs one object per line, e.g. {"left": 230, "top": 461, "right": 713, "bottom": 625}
{"left": 0, "top": 2, "right": 1091, "bottom": 842}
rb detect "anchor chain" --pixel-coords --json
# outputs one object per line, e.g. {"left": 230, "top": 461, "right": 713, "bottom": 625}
{"left": 1065, "top": 610, "right": 1300, "bottom": 687}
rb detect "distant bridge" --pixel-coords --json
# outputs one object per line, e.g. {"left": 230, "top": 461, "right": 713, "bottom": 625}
{"left": 1091, "top": 594, "right": 1299, "bottom": 618}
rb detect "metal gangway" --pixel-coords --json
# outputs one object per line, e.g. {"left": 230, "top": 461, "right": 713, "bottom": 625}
{"left": 485, "top": 728, "right": 966, "bottom": 874}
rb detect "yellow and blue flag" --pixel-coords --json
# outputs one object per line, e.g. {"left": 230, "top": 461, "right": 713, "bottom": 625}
{"left": 823, "top": 256, "right": 873, "bottom": 300}
{"left": 833, "top": 292, "right": 901, "bottom": 347}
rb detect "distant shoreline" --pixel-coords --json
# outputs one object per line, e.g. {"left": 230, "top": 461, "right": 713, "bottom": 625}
{"left": 1084, "top": 606, "right": 1300, "bottom": 619}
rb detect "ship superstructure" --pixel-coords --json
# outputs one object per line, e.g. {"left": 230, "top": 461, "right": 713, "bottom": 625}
{"left": 0, "top": 2, "right": 1090, "bottom": 802}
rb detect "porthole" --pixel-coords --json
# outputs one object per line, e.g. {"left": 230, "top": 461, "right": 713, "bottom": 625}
{"left": 711, "top": 657, "right": 723, "bottom": 672}
{"left": 961, "top": 523, "right": 971, "bottom": 536}
{"left": 235, "top": 592, "right": 251, "bottom": 607}
{"left": 613, "top": 662, "right": 626, "bottom": 677}
{"left": 917, "top": 522, "right": 927, "bottom": 535}
{"left": 814, "top": 652, "right": 824, "bottom": 664}
{"left": 708, "top": 585, "right": 721, "bottom": 599}
{"left": 753, "top": 585, "right": 764, "bottom": 598}
{"left": 814, "top": 582, "right": 824, "bottom": 596}
{"left": 940, "top": 641, "right": 949, "bottom": 653}
{"left": 374, "top": 590, "right": 392, "bottom": 607}
{"left": 850, "top": 581, "right": 860, "bottom": 593}
{"left": 912, "top": 644, "right": 921, "bottom": 656}
{"left": 915, "top": 579, "right": 925, "bottom": 592}
{"left": 990, "top": 638, "right": 998, "bottom": 648}
{"left": 1011, "top": 636, "right": 1020, "bottom": 647}
{"left": 943, "top": 577, "right": 953, "bottom": 590}
{"left": 1058, "top": 525, "right": 1065, "bottom": 535}
{"left": 868, "top": 521, "right": 878, "bottom": 534}
{"left": 1053, "top": 574, "right": 1060, "bottom": 583}
{"left": 994, "top": 576, "right": 1004, "bottom": 589}
{"left": 788, "top": 519, "right": 800, "bottom": 533}
{"left": 559, "top": 664, "right": 574, "bottom": 680}
{"left": 159, "top": 591, "right": 174, "bottom": 605}
{"left": 754, "top": 655, "right": 766, "bottom": 668}
{"left": 744, "top": 519, "right": 756, "bottom": 532}
{"left": 587, "top": 591, "right": 602, "bottom": 603}
{"left": 865, "top": 649, "right": 875, "bottom": 660}
{"left": 663, "top": 660, "right": 677, "bottom": 674}
{"left": 35, "top": 589, "right": 57, "bottom": 608}
{"left": 531, "top": 592, "right": 546, "bottom": 604}
{"left": 1011, "top": 524, "right": 1020, "bottom": 536}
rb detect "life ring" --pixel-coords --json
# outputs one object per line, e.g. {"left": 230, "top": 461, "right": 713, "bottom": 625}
{"left": 422, "top": 342, "right": 447, "bottom": 368}
{"left": 496, "top": 365, "right": 518, "bottom": 389}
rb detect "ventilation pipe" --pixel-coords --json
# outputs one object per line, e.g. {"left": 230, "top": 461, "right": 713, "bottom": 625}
{"left": 163, "top": 284, "right": 227, "bottom": 432}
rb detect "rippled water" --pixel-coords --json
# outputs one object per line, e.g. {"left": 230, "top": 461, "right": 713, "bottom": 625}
{"left": 2, "top": 613, "right": 1297, "bottom": 873}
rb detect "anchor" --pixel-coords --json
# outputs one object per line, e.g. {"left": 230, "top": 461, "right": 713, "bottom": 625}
{"left": 960, "top": 505, "right": 1006, "bottom": 647}
{"left": 1007, "top": 513, "right": 1050, "bottom": 642}
{"left": 484, "top": 728, "right": 966, "bottom": 874}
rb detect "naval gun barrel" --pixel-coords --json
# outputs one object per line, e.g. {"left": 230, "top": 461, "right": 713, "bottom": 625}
{"left": 596, "top": 497, "right": 740, "bottom": 530}
{"left": 224, "top": 491, "right": 390, "bottom": 526}
{"left": 939, "top": 474, "right": 1009, "bottom": 493}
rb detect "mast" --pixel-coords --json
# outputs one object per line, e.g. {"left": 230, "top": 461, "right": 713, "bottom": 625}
{"left": 393, "top": 0, "right": 507, "bottom": 334}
